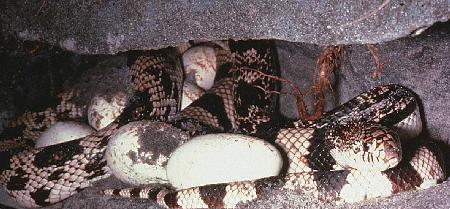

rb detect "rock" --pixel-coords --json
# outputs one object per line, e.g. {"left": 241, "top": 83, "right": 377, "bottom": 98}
{"left": 35, "top": 121, "right": 94, "bottom": 148}
{"left": 69, "top": 56, "right": 132, "bottom": 112}
{"left": 166, "top": 133, "right": 283, "bottom": 189}
{"left": 1, "top": 1, "right": 448, "bottom": 54}
{"left": 105, "top": 121, "right": 189, "bottom": 186}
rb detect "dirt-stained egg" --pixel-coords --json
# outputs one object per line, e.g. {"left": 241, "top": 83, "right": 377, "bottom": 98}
{"left": 35, "top": 121, "right": 94, "bottom": 148}
{"left": 181, "top": 82, "right": 205, "bottom": 110}
{"left": 182, "top": 45, "right": 217, "bottom": 90}
{"left": 105, "top": 121, "right": 189, "bottom": 186}
{"left": 88, "top": 92, "right": 129, "bottom": 130}
{"left": 166, "top": 133, "right": 283, "bottom": 189}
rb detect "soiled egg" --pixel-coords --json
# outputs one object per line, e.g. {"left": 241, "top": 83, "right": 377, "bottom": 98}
{"left": 182, "top": 46, "right": 217, "bottom": 90}
{"left": 105, "top": 121, "right": 189, "bottom": 186}
{"left": 181, "top": 82, "right": 205, "bottom": 110}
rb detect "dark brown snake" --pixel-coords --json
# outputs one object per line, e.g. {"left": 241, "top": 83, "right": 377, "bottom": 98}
{"left": 0, "top": 40, "right": 447, "bottom": 208}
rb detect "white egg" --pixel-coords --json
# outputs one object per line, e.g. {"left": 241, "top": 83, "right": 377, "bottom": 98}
{"left": 35, "top": 121, "right": 94, "bottom": 148}
{"left": 182, "top": 46, "right": 217, "bottom": 90}
{"left": 88, "top": 92, "right": 128, "bottom": 130}
{"left": 105, "top": 121, "right": 188, "bottom": 186}
{"left": 181, "top": 82, "right": 205, "bottom": 110}
{"left": 166, "top": 133, "right": 283, "bottom": 189}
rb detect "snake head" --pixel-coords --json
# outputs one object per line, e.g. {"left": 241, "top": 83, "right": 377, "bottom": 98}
{"left": 327, "top": 121, "right": 402, "bottom": 171}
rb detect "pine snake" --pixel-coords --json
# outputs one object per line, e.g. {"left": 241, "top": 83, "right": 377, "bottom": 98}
{"left": 0, "top": 40, "right": 446, "bottom": 208}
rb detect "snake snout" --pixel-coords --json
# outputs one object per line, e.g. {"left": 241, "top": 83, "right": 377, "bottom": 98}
{"left": 370, "top": 127, "right": 402, "bottom": 171}
{"left": 327, "top": 122, "right": 402, "bottom": 171}
{"left": 355, "top": 124, "right": 402, "bottom": 171}
{"left": 382, "top": 141, "right": 402, "bottom": 168}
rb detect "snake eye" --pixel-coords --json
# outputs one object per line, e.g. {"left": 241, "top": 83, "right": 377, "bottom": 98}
{"left": 363, "top": 143, "right": 371, "bottom": 152}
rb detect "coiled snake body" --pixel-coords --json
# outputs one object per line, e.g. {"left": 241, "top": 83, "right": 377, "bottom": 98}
{"left": 0, "top": 40, "right": 446, "bottom": 208}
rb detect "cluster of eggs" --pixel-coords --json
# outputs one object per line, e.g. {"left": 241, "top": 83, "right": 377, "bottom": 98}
{"left": 35, "top": 44, "right": 284, "bottom": 189}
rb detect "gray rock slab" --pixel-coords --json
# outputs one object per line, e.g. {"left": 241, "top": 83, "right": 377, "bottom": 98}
{"left": 1, "top": 0, "right": 449, "bottom": 54}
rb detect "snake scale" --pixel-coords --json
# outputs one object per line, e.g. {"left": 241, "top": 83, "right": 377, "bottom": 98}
{"left": 0, "top": 40, "right": 446, "bottom": 208}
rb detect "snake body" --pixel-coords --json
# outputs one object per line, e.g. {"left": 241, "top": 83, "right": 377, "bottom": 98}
{"left": 0, "top": 40, "right": 446, "bottom": 208}
{"left": 0, "top": 48, "right": 183, "bottom": 208}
